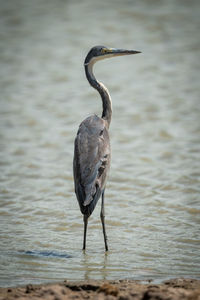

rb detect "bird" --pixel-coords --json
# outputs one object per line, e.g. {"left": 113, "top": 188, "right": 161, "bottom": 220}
{"left": 73, "top": 45, "right": 141, "bottom": 251}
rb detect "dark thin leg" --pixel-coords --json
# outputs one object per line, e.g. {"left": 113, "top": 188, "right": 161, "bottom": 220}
{"left": 100, "top": 190, "right": 108, "bottom": 251}
{"left": 83, "top": 215, "right": 88, "bottom": 250}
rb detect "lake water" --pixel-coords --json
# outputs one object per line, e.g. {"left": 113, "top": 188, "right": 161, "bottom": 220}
{"left": 0, "top": 0, "right": 200, "bottom": 288}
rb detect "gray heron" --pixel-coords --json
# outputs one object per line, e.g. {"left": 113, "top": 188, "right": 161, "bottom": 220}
{"left": 73, "top": 46, "right": 141, "bottom": 251}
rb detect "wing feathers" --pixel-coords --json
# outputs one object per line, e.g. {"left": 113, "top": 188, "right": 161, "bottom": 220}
{"left": 73, "top": 116, "right": 110, "bottom": 215}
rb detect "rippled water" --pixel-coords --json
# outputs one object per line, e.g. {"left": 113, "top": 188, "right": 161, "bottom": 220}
{"left": 0, "top": 0, "right": 200, "bottom": 288}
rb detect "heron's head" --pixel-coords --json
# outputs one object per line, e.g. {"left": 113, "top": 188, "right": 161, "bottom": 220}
{"left": 84, "top": 45, "right": 141, "bottom": 66}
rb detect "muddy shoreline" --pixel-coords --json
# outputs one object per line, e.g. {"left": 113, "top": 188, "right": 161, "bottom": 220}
{"left": 0, "top": 278, "right": 199, "bottom": 299}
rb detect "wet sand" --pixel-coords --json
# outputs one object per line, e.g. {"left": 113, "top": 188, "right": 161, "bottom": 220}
{"left": 0, "top": 278, "right": 199, "bottom": 300}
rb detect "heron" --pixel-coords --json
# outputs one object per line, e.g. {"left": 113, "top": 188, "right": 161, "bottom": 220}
{"left": 73, "top": 45, "right": 141, "bottom": 251}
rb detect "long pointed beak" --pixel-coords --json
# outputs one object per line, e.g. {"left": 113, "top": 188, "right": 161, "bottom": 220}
{"left": 106, "top": 48, "right": 141, "bottom": 57}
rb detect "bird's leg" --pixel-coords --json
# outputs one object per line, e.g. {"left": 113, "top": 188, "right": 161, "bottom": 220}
{"left": 83, "top": 215, "right": 88, "bottom": 250}
{"left": 100, "top": 190, "right": 108, "bottom": 251}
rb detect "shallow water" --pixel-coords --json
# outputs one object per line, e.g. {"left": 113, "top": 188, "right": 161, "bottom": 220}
{"left": 0, "top": 0, "right": 200, "bottom": 288}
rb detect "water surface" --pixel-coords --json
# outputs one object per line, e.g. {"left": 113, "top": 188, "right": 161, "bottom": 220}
{"left": 0, "top": 0, "right": 200, "bottom": 287}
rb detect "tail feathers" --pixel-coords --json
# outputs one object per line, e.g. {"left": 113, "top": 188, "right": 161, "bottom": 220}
{"left": 83, "top": 194, "right": 92, "bottom": 206}
{"left": 76, "top": 183, "right": 102, "bottom": 217}
{"left": 83, "top": 184, "right": 96, "bottom": 206}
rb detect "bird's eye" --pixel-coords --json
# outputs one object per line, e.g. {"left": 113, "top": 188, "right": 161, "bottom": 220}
{"left": 101, "top": 48, "right": 112, "bottom": 54}
{"left": 101, "top": 48, "right": 108, "bottom": 54}
{"left": 100, "top": 130, "right": 104, "bottom": 136}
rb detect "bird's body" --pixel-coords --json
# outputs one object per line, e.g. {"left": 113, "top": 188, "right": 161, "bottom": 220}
{"left": 73, "top": 114, "right": 110, "bottom": 217}
{"left": 73, "top": 46, "right": 140, "bottom": 251}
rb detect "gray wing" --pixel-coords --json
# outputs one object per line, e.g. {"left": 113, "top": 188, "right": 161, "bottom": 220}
{"left": 73, "top": 116, "right": 110, "bottom": 216}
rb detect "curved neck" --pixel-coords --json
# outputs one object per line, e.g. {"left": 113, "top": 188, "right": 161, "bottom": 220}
{"left": 84, "top": 61, "right": 112, "bottom": 127}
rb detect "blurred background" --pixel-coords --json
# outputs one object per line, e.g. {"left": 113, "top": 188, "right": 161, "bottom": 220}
{"left": 0, "top": 0, "right": 200, "bottom": 287}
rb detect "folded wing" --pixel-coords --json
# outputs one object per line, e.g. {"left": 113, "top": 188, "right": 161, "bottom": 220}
{"left": 73, "top": 115, "right": 110, "bottom": 216}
